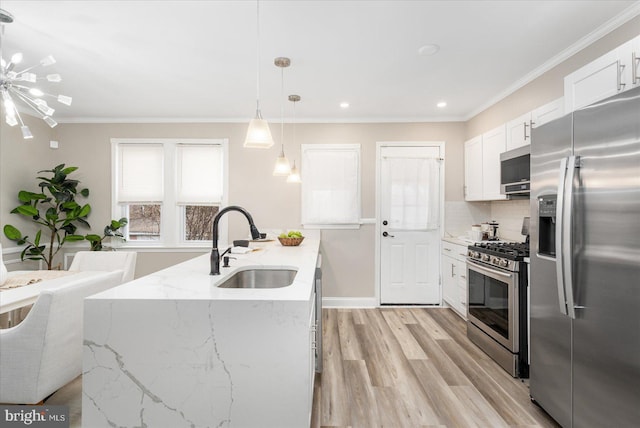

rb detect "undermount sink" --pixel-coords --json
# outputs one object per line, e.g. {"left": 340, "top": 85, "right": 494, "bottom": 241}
{"left": 217, "top": 267, "right": 297, "bottom": 289}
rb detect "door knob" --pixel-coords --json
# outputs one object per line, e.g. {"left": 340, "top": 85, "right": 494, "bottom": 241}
{"left": 382, "top": 220, "right": 388, "bottom": 226}
{"left": 383, "top": 231, "right": 395, "bottom": 238}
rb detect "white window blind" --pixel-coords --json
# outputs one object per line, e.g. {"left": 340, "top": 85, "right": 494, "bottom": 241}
{"left": 176, "top": 144, "right": 223, "bottom": 204}
{"left": 301, "top": 144, "right": 361, "bottom": 227}
{"left": 117, "top": 144, "right": 164, "bottom": 203}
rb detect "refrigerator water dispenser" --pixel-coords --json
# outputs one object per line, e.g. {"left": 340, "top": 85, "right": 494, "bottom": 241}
{"left": 538, "top": 195, "right": 557, "bottom": 257}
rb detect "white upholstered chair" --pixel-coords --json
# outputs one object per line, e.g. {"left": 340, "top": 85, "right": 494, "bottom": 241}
{"left": 68, "top": 251, "right": 137, "bottom": 283}
{"left": 0, "top": 270, "right": 122, "bottom": 404}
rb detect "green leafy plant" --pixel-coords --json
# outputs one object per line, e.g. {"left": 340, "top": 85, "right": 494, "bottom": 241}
{"left": 3, "top": 165, "right": 130, "bottom": 266}
{"left": 85, "top": 218, "right": 128, "bottom": 251}
{"left": 3, "top": 164, "right": 91, "bottom": 269}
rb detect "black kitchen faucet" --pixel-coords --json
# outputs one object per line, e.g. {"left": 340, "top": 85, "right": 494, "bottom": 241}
{"left": 210, "top": 206, "right": 261, "bottom": 275}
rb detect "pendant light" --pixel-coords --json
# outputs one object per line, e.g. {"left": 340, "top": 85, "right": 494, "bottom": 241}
{"left": 287, "top": 94, "right": 301, "bottom": 183}
{"left": 244, "top": 0, "right": 273, "bottom": 148}
{"left": 273, "top": 57, "right": 291, "bottom": 176}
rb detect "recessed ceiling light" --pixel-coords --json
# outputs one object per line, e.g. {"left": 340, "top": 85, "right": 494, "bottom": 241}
{"left": 418, "top": 44, "right": 440, "bottom": 56}
{"left": 340, "top": 102, "right": 349, "bottom": 109}
{"left": 437, "top": 101, "right": 447, "bottom": 108}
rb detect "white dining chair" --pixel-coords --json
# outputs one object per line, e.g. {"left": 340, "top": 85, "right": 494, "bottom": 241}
{"left": 68, "top": 251, "right": 137, "bottom": 283}
{"left": 0, "top": 270, "right": 122, "bottom": 404}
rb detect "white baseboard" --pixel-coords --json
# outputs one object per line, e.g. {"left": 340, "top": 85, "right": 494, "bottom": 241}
{"left": 322, "top": 297, "right": 378, "bottom": 308}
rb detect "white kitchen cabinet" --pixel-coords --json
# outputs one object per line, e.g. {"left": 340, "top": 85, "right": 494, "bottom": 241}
{"left": 464, "top": 127, "right": 506, "bottom": 201}
{"left": 481, "top": 125, "right": 507, "bottom": 201}
{"left": 532, "top": 97, "right": 564, "bottom": 128}
{"left": 506, "top": 112, "right": 532, "bottom": 151}
{"left": 308, "top": 295, "right": 316, "bottom": 422}
{"left": 564, "top": 36, "right": 639, "bottom": 113}
{"left": 441, "top": 240, "right": 468, "bottom": 319}
{"left": 507, "top": 97, "right": 564, "bottom": 150}
{"left": 464, "top": 135, "right": 484, "bottom": 201}
{"left": 631, "top": 35, "right": 640, "bottom": 90}
{"left": 442, "top": 254, "right": 457, "bottom": 308}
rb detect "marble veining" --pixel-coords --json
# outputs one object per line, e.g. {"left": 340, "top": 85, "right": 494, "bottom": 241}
{"left": 82, "top": 238, "right": 319, "bottom": 427}
{"left": 206, "top": 302, "right": 233, "bottom": 428}
{"left": 85, "top": 340, "right": 201, "bottom": 428}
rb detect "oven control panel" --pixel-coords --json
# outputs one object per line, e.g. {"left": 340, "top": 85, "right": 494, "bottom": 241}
{"left": 467, "top": 249, "right": 517, "bottom": 271}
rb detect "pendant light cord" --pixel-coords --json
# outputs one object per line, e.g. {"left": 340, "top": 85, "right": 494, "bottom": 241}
{"left": 255, "top": 0, "right": 261, "bottom": 114}
{"left": 280, "top": 65, "right": 285, "bottom": 156}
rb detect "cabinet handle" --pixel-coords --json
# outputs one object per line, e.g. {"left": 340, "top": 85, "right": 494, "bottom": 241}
{"left": 633, "top": 52, "right": 640, "bottom": 84}
{"left": 451, "top": 264, "right": 455, "bottom": 277}
{"left": 618, "top": 62, "right": 626, "bottom": 91}
{"left": 444, "top": 248, "right": 451, "bottom": 252}
{"left": 523, "top": 122, "right": 529, "bottom": 140}
{"left": 460, "top": 275, "right": 466, "bottom": 279}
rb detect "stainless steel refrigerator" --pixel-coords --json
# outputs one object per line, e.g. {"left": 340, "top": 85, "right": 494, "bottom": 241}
{"left": 529, "top": 86, "right": 640, "bottom": 427}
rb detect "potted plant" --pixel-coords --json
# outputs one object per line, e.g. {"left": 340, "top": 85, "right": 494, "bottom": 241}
{"left": 84, "top": 218, "right": 128, "bottom": 251}
{"left": 3, "top": 164, "right": 128, "bottom": 269}
{"left": 3, "top": 164, "right": 92, "bottom": 269}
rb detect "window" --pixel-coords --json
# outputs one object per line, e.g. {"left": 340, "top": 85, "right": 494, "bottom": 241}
{"left": 112, "top": 139, "right": 228, "bottom": 246}
{"left": 301, "top": 144, "right": 361, "bottom": 228}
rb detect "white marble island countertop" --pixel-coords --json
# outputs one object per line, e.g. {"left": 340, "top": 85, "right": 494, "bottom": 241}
{"left": 83, "top": 238, "right": 321, "bottom": 428}
{"left": 88, "top": 237, "right": 320, "bottom": 303}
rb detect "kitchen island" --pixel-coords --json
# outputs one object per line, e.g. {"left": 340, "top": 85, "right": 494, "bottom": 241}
{"left": 82, "top": 237, "right": 320, "bottom": 428}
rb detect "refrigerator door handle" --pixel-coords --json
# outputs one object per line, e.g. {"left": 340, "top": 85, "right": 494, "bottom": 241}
{"left": 555, "top": 157, "right": 569, "bottom": 316}
{"left": 563, "top": 156, "right": 579, "bottom": 319}
{"left": 556, "top": 156, "right": 578, "bottom": 319}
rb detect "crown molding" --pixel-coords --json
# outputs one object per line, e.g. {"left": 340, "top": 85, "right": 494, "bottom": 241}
{"left": 55, "top": 115, "right": 466, "bottom": 124}
{"left": 464, "top": 2, "right": 640, "bottom": 121}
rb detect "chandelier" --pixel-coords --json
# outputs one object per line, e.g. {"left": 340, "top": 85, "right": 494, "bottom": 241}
{"left": 0, "top": 8, "right": 72, "bottom": 139}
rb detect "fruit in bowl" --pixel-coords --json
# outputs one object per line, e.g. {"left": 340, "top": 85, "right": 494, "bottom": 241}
{"left": 278, "top": 230, "right": 304, "bottom": 246}
{"left": 279, "top": 231, "right": 303, "bottom": 239}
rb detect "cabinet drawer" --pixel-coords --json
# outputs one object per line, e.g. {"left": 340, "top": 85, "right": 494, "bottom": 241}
{"left": 442, "top": 241, "right": 468, "bottom": 262}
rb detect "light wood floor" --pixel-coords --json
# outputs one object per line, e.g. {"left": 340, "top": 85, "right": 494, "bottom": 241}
{"left": 311, "top": 308, "right": 559, "bottom": 428}
{"left": 49, "top": 307, "right": 559, "bottom": 427}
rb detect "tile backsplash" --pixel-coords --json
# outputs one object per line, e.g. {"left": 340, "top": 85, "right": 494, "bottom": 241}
{"left": 444, "top": 201, "right": 491, "bottom": 238}
{"left": 444, "top": 199, "right": 531, "bottom": 242}
{"left": 490, "top": 199, "right": 531, "bottom": 241}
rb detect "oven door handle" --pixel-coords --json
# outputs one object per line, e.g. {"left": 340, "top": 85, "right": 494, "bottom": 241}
{"left": 467, "top": 259, "right": 514, "bottom": 278}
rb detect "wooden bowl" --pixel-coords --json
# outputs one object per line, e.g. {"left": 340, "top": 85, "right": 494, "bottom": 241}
{"left": 278, "top": 236, "right": 304, "bottom": 246}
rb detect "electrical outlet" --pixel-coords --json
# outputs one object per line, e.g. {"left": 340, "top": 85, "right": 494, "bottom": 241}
{"left": 49, "top": 140, "right": 59, "bottom": 149}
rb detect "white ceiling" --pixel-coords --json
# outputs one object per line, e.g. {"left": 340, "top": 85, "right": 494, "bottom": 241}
{"left": 1, "top": 0, "right": 639, "bottom": 123}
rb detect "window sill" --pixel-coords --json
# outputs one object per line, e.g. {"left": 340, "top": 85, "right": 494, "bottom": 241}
{"left": 303, "top": 224, "right": 362, "bottom": 230}
{"left": 117, "top": 244, "right": 211, "bottom": 252}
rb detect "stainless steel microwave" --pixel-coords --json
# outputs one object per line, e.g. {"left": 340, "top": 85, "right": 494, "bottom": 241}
{"left": 500, "top": 145, "right": 530, "bottom": 197}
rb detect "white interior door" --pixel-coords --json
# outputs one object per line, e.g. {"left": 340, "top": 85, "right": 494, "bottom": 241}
{"left": 379, "top": 145, "right": 443, "bottom": 304}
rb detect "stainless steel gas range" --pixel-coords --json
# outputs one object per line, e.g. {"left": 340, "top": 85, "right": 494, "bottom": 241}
{"left": 466, "top": 242, "right": 529, "bottom": 378}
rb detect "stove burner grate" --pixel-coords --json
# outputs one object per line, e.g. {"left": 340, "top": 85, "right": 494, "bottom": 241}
{"left": 471, "top": 242, "right": 530, "bottom": 260}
